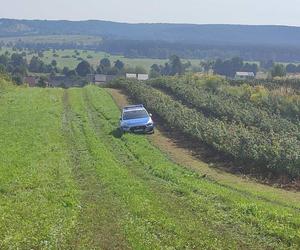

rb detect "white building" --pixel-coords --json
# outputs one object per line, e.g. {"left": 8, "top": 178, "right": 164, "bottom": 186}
{"left": 235, "top": 72, "right": 255, "bottom": 80}
{"left": 95, "top": 74, "right": 107, "bottom": 83}
{"left": 126, "top": 73, "right": 149, "bottom": 81}
{"left": 137, "top": 74, "right": 149, "bottom": 81}
{"left": 126, "top": 73, "right": 138, "bottom": 79}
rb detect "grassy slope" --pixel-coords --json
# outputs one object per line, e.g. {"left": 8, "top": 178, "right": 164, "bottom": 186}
{"left": 0, "top": 84, "right": 300, "bottom": 248}
{"left": 0, "top": 87, "right": 79, "bottom": 248}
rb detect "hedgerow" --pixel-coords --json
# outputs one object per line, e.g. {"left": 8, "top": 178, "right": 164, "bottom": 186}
{"left": 147, "top": 76, "right": 300, "bottom": 139}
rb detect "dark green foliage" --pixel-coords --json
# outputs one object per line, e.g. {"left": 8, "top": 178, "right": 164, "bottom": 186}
{"left": 100, "top": 58, "right": 111, "bottom": 68}
{"left": 271, "top": 64, "right": 286, "bottom": 77}
{"left": 62, "top": 66, "right": 70, "bottom": 76}
{"left": 286, "top": 64, "right": 298, "bottom": 73}
{"left": 147, "top": 76, "right": 300, "bottom": 138}
{"left": 96, "top": 58, "right": 126, "bottom": 75}
{"left": 213, "top": 57, "right": 258, "bottom": 77}
{"left": 51, "top": 59, "right": 57, "bottom": 67}
{"left": 0, "top": 54, "right": 9, "bottom": 66}
{"left": 76, "top": 60, "right": 92, "bottom": 77}
{"left": 150, "top": 64, "right": 161, "bottom": 78}
{"left": 149, "top": 55, "right": 187, "bottom": 78}
{"left": 66, "top": 69, "right": 77, "bottom": 77}
{"left": 169, "top": 55, "right": 184, "bottom": 76}
{"left": 36, "top": 76, "right": 48, "bottom": 88}
{"left": 114, "top": 60, "right": 124, "bottom": 71}
{"left": 97, "top": 58, "right": 111, "bottom": 74}
{"left": 12, "top": 74, "right": 23, "bottom": 85}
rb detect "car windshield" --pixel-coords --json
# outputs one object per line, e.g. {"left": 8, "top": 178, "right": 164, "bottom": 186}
{"left": 123, "top": 110, "right": 148, "bottom": 120}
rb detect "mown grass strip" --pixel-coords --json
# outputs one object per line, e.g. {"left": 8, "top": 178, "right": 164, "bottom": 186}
{"left": 0, "top": 87, "right": 79, "bottom": 249}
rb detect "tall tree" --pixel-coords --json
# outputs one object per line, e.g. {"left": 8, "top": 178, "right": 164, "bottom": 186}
{"left": 286, "top": 64, "right": 297, "bottom": 73}
{"left": 271, "top": 64, "right": 286, "bottom": 77}
{"left": 76, "top": 60, "right": 92, "bottom": 77}
{"left": 169, "top": 55, "right": 184, "bottom": 76}
{"left": 29, "top": 56, "right": 44, "bottom": 73}
{"left": 10, "top": 53, "right": 27, "bottom": 68}
{"left": 114, "top": 60, "right": 124, "bottom": 71}
{"left": 150, "top": 64, "right": 161, "bottom": 78}
{"left": 100, "top": 58, "right": 111, "bottom": 68}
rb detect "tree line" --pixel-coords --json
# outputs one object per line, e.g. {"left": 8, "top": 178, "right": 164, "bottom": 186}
{"left": 6, "top": 38, "right": 300, "bottom": 62}
{"left": 149, "top": 56, "right": 300, "bottom": 79}
{"left": 0, "top": 51, "right": 149, "bottom": 85}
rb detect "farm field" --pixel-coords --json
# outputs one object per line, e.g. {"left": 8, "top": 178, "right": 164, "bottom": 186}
{"left": 0, "top": 46, "right": 201, "bottom": 71}
{"left": 1, "top": 78, "right": 300, "bottom": 249}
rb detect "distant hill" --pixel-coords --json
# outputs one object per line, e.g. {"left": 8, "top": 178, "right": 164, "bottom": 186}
{"left": 1, "top": 18, "right": 300, "bottom": 47}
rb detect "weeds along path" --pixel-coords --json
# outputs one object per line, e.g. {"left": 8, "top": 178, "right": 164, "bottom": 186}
{"left": 65, "top": 85, "right": 299, "bottom": 249}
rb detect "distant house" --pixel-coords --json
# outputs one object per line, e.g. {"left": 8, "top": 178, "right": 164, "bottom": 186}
{"left": 24, "top": 76, "right": 38, "bottom": 87}
{"left": 255, "top": 72, "right": 268, "bottom": 79}
{"left": 126, "top": 73, "right": 138, "bottom": 79}
{"left": 137, "top": 74, "right": 149, "bottom": 81}
{"left": 95, "top": 74, "right": 107, "bottom": 83}
{"left": 235, "top": 72, "right": 255, "bottom": 80}
{"left": 90, "top": 74, "right": 117, "bottom": 84}
{"left": 126, "top": 73, "right": 149, "bottom": 81}
{"left": 106, "top": 75, "right": 117, "bottom": 82}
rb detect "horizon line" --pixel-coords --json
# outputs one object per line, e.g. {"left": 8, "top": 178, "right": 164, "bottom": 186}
{"left": 1, "top": 17, "right": 300, "bottom": 28}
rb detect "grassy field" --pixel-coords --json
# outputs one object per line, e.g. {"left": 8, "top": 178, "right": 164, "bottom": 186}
{"left": 1, "top": 81, "right": 300, "bottom": 248}
{"left": 0, "top": 47, "right": 201, "bottom": 72}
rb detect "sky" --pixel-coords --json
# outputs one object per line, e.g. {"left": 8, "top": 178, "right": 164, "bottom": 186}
{"left": 0, "top": 0, "right": 299, "bottom": 26}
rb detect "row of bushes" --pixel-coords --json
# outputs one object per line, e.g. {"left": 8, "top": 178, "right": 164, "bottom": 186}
{"left": 225, "top": 81, "right": 300, "bottom": 122}
{"left": 110, "top": 79, "right": 300, "bottom": 178}
{"left": 147, "top": 76, "right": 300, "bottom": 139}
{"left": 229, "top": 78, "right": 300, "bottom": 91}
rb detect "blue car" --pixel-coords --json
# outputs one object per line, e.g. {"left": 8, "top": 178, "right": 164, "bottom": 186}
{"left": 120, "top": 105, "right": 154, "bottom": 133}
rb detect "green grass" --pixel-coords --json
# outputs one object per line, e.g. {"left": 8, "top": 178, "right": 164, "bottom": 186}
{"left": 0, "top": 83, "right": 300, "bottom": 249}
{"left": 0, "top": 87, "right": 79, "bottom": 248}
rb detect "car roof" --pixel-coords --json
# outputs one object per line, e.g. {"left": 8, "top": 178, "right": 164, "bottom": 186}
{"left": 122, "top": 105, "right": 145, "bottom": 112}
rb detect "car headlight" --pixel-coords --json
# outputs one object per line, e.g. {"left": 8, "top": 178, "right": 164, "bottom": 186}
{"left": 146, "top": 122, "right": 153, "bottom": 126}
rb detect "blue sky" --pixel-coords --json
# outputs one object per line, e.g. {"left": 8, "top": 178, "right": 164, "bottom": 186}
{"left": 0, "top": 0, "right": 299, "bottom": 26}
